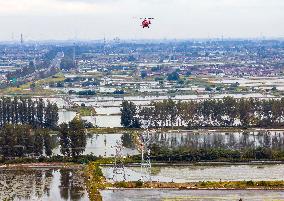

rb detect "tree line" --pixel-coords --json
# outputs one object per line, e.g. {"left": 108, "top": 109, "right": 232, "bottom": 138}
{"left": 0, "top": 124, "right": 52, "bottom": 159}
{"left": 0, "top": 97, "right": 58, "bottom": 129}
{"left": 59, "top": 118, "right": 87, "bottom": 158}
{"left": 0, "top": 118, "right": 88, "bottom": 161}
{"left": 121, "top": 97, "right": 284, "bottom": 128}
{"left": 0, "top": 94, "right": 89, "bottom": 161}
{"left": 149, "top": 145, "right": 284, "bottom": 162}
{"left": 6, "top": 61, "right": 36, "bottom": 81}
{"left": 141, "top": 131, "right": 284, "bottom": 151}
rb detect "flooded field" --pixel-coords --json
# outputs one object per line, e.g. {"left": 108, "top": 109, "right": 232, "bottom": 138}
{"left": 0, "top": 168, "right": 89, "bottom": 201}
{"left": 212, "top": 76, "right": 284, "bottom": 90}
{"left": 50, "top": 129, "right": 284, "bottom": 157}
{"left": 52, "top": 134, "right": 139, "bottom": 157}
{"left": 58, "top": 110, "right": 77, "bottom": 124}
{"left": 101, "top": 189, "right": 284, "bottom": 201}
{"left": 58, "top": 109, "right": 121, "bottom": 128}
{"left": 45, "top": 92, "right": 276, "bottom": 110}
{"left": 77, "top": 133, "right": 138, "bottom": 157}
{"left": 53, "top": 134, "right": 139, "bottom": 157}
{"left": 1, "top": 166, "right": 283, "bottom": 201}
{"left": 102, "top": 164, "right": 284, "bottom": 183}
{"left": 83, "top": 115, "right": 121, "bottom": 128}
{"left": 145, "top": 130, "right": 284, "bottom": 150}
{"left": 95, "top": 107, "right": 121, "bottom": 115}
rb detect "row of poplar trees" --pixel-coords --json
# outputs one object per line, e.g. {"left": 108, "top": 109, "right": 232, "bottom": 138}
{"left": 0, "top": 119, "right": 87, "bottom": 159}
{"left": 0, "top": 97, "right": 58, "bottom": 129}
{"left": 121, "top": 97, "right": 284, "bottom": 128}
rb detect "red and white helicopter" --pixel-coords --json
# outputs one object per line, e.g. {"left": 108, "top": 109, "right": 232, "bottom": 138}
{"left": 141, "top": 18, "right": 154, "bottom": 28}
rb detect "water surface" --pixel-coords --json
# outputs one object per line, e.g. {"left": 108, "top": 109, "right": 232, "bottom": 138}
{"left": 0, "top": 168, "right": 89, "bottom": 201}
{"left": 101, "top": 189, "right": 284, "bottom": 201}
{"left": 145, "top": 130, "right": 284, "bottom": 150}
{"left": 52, "top": 134, "right": 139, "bottom": 157}
{"left": 102, "top": 164, "right": 284, "bottom": 183}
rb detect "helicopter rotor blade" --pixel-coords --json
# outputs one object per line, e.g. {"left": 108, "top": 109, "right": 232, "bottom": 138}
{"left": 132, "top": 17, "right": 143, "bottom": 20}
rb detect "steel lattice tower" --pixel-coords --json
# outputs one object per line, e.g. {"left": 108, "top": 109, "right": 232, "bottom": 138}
{"left": 112, "top": 140, "right": 126, "bottom": 182}
{"left": 139, "top": 130, "right": 152, "bottom": 182}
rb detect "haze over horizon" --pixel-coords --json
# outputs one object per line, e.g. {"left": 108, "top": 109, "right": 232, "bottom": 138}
{"left": 0, "top": 0, "right": 283, "bottom": 41}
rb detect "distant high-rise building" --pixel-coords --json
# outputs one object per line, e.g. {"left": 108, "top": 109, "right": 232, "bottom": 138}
{"left": 73, "top": 43, "right": 79, "bottom": 71}
{"left": 114, "top": 37, "right": 120, "bottom": 43}
{"left": 73, "top": 43, "right": 75, "bottom": 63}
{"left": 103, "top": 37, "right": 106, "bottom": 55}
{"left": 20, "top": 33, "right": 24, "bottom": 44}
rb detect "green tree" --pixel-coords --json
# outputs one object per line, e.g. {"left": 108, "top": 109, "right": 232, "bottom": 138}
{"left": 69, "top": 118, "right": 86, "bottom": 157}
{"left": 59, "top": 118, "right": 87, "bottom": 158}
{"left": 121, "top": 101, "right": 140, "bottom": 128}
{"left": 141, "top": 71, "right": 148, "bottom": 79}
{"left": 167, "top": 70, "right": 180, "bottom": 81}
{"left": 44, "top": 102, "right": 58, "bottom": 129}
{"left": 37, "top": 98, "right": 45, "bottom": 128}
{"left": 34, "top": 130, "right": 44, "bottom": 156}
{"left": 43, "top": 130, "right": 53, "bottom": 156}
{"left": 59, "top": 123, "right": 70, "bottom": 157}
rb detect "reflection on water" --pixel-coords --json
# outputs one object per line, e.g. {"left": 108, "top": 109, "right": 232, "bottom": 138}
{"left": 0, "top": 168, "right": 89, "bottom": 201}
{"left": 52, "top": 134, "right": 139, "bottom": 157}
{"left": 58, "top": 109, "right": 121, "bottom": 128}
{"left": 68, "top": 94, "right": 275, "bottom": 107}
{"left": 146, "top": 130, "right": 284, "bottom": 150}
{"left": 82, "top": 134, "right": 138, "bottom": 157}
{"left": 95, "top": 107, "right": 121, "bottom": 115}
{"left": 92, "top": 115, "right": 121, "bottom": 128}
{"left": 58, "top": 110, "right": 77, "bottom": 124}
{"left": 81, "top": 115, "right": 121, "bottom": 128}
{"left": 50, "top": 130, "right": 284, "bottom": 158}
{"left": 101, "top": 189, "right": 284, "bottom": 201}
{"left": 102, "top": 164, "right": 284, "bottom": 183}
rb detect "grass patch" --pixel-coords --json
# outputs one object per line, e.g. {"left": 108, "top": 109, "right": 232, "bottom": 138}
{"left": 84, "top": 162, "right": 106, "bottom": 201}
{"left": 87, "top": 127, "right": 141, "bottom": 134}
{"left": 79, "top": 107, "right": 96, "bottom": 116}
{"left": 195, "top": 180, "right": 284, "bottom": 189}
{"left": 0, "top": 73, "right": 65, "bottom": 96}
{"left": 67, "top": 106, "right": 96, "bottom": 116}
{"left": 111, "top": 180, "right": 284, "bottom": 190}
{"left": 35, "top": 73, "right": 65, "bottom": 85}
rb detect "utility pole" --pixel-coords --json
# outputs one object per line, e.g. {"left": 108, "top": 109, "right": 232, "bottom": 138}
{"left": 73, "top": 43, "right": 79, "bottom": 71}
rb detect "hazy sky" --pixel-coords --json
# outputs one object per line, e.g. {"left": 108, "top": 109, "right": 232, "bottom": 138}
{"left": 0, "top": 0, "right": 283, "bottom": 41}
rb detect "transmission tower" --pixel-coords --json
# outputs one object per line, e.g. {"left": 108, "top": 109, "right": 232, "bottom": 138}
{"left": 139, "top": 130, "right": 152, "bottom": 182}
{"left": 112, "top": 140, "right": 126, "bottom": 182}
{"left": 63, "top": 95, "right": 74, "bottom": 109}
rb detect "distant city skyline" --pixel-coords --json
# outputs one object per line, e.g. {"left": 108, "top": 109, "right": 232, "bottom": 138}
{"left": 0, "top": 0, "right": 283, "bottom": 41}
